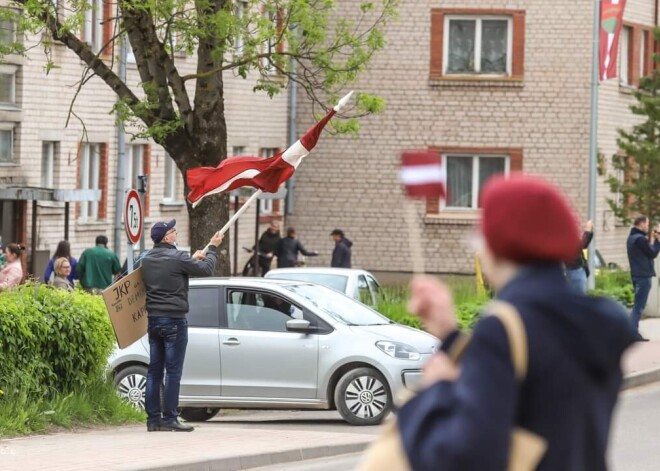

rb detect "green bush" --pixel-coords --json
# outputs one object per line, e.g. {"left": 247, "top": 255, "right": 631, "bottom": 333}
{"left": 592, "top": 270, "right": 634, "bottom": 308}
{"left": 0, "top": 284, "right": 143, "bottom": 436}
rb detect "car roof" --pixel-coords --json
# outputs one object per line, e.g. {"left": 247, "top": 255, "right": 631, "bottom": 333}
{"left": 265, "top": 267, "right": 369, "bottom": 276}
{"left": 188, "top": 277, "right": 316, "bottom": 288}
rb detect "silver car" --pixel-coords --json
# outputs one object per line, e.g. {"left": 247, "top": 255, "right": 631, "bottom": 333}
{"left": 109, "top": 278, "right": 437, "bottom": 426}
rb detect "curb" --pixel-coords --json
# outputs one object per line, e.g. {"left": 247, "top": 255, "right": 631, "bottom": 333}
{"left": 140, "top": 441, "right": 372, "bottom": 471}
{"left": 622, "top": 366, "right": 660, "bottom": 390}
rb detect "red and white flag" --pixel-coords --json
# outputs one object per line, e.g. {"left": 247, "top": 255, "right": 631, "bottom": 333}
{"left": 187, "top": 91, "right": 354, "bottom": 207}
{"left": 400, "top": 150, "right": 446, "bottom": 199}
{"left": 599, "top": 0, "right": 627, "bottom": 81}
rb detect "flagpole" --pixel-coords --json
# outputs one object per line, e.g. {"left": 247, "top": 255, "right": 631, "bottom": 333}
{"left": 202, "top": 190, "right": 262, "bottom": 253}
{"left": 587, "top": 0, "right": 601, "bottom": 291}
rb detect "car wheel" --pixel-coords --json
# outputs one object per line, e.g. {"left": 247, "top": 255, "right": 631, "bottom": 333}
{"left": 115, "top": 365, "right": 148, "bottom": 410}
{"left": 179, "top": 408, "right": 220, "bottom": 422}
{"left": 335, "top": 367, "right": 391, "bottom": 426}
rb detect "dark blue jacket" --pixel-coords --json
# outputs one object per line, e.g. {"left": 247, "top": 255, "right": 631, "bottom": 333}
{"left": 627, "top": 227, "right": 660, "bottom": 278}
{"left": 398, "top": 264, "right": 634, "bottom": 471}
{"left": 331, "top": 238, "right": 352, "bottom": 268}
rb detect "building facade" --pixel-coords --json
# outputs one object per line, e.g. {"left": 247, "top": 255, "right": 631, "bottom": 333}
{"left": 289, "top": 0, "right": 656, "bottom": 275}
{"left": 0, "top": 0, "right": 288, "bottom": 278}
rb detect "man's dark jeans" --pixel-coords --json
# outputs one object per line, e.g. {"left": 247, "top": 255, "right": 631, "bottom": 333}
{"left": 631, "top": 277, "right": 652, "bottom": 332}
{"left": 145, "top": 317, "right": 188, "bottom": 426}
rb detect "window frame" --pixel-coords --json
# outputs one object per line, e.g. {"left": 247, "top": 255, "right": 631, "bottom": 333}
{"left": 163, "top": 153, "right": 180, "bottom": 202}
{"left": 442, "top": 15, "right": 513, "bottom": 77}
{"left": 430, "top": 9, "right": 525, "bottom": 82}
{"left": 0, "top": 125, "right": 13, "bottom": 163}
{"left": 0, "top": 64, "right": 17, "bottom": 107}
{"left": 620, "top": 25, "right": 631, "bottom": 86}
{"left": 234, "top": 0, "right": 249, "bottom": 55}
{"left": 41, "top": 141, "right": 58, "bottom": 188}
{"left": 83, "top": 0, "right": 105, "bottom": 54}
{"left": 0, "top": 9, "right": 17, "bottom": 46}
{"left": 126, "top": 144, "right": 145, "bottom": 190}
{"left": 79, "top": 143, "right": 102, "bottom": 220}
{"left": 441, "top": 154, "right": 510, "bottom": 210}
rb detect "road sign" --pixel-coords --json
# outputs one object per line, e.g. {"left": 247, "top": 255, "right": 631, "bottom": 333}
{"left": 124, "top": 189, "right": 143, "bottom": 245}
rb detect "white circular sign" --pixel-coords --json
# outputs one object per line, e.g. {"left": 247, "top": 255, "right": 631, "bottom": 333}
{"left": 124, "top": 189, "right": 143, "bottom": 245}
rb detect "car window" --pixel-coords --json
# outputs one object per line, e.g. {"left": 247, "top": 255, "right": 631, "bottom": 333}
{"left": 366, "top": 276, "right": 381, "bottom": 303}
{"left": 357, "top": 275, "right": 372, "bottom": 305}
{"left": 226, "top": 289, "right": 319, "bottom": 333}
{"left": 267, "top": 273, "right": 348, "bottom": 293}
{"left": 283, "top": 284, "right": 391, "bottom": 326}
{"left": 187, "top": 287, "right": 221, "bottom": 328}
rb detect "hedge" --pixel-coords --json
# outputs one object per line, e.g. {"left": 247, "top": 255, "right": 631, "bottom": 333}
{"left": 0, "top": 284, "right": 116, "bottom": 399}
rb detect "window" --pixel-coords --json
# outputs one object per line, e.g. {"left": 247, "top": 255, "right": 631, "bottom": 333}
{"left": 126, "top": 144, "right": 144, "bottom": 190}
{"left": 261, "top": 7, "right": 283, "bottom": 73}
{"left": 357, "top": 275, "right": 372, "bottom": 305}
{"left": 234, "top": 0, "right": 248, "bottom": 55}
{"left": 125, "top": 35, "right": 135, "bottom": 63}
{"left": 0, "top": 12, "right": 16, "bottom": 45}
{"left": 188, "top": 287, "right": 221, "bottom": 328}
{"left": 232, "top": 146, "right": 246, "bottom": 156}
{"left": 431, "top": 9, "right": 525, "bottom": 80}
{"left": 0, "top": 127, "right": 13, "bottom": 163}
{"left": 163, "top": 154, "right": 180, "bottom": 202}
{"left": 259, "top": 148, "right": 278, "bottom": 213}
{"left": 0, "top": 65, "right": 16, "bottom": 105}
{"left": 84, "top": 0, "right": 104, "bottom": 53}
{"left": 226, "top": 290, "right": 306, "bottom": 333}
{"left": 640, "top": 30, "right": 647, "bottom": 79}
{"left": 79, "top": 143, "right": 102, "bottom": 219}
{"left": 41, "top": 142, "right": 58, "bottom": 188}
{"left": 366, "top": 276, "right": 381, "bottom": 303}
{"left": 620, "top": 26, "right": 630, "bottom": 85}
{"left": 444, "top": 155, "right": 508, "bottom": 209}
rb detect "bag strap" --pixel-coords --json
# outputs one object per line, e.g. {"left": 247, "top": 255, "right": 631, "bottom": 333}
{"left": 486, "top": 300, "right": 528, "bottom": 381}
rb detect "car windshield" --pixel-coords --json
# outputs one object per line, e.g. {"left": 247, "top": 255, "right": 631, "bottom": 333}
{"left": 269, "top": 273, "right": 348, "bottom": 293}
{"left": 283, "top": 283, "right": 391, "bottom": 326}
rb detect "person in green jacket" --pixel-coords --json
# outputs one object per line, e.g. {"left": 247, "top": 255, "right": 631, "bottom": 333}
{"left": 77, "top": 235, "right": 121, "bottom": 292}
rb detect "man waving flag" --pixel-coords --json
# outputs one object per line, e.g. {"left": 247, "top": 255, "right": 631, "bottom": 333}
{"left": 187, "top": 91, "right": 354, "bottom": 207}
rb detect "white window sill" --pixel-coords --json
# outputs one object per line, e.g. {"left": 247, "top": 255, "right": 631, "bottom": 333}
{"left": 160, "top": 200, "right": 186, "bottom": 210}
{"left": 37, "top": 201, "right": 65, "bottom": 209}
{"left": 75, "top": 220, "right": 111, "bottom": 230}
{"left": 0, "top": 104, "right": 20, "bottom": 111}
{"left": 429, "top": 76, "right": 523, "bottom": 88}
{"left": 0, "top": 162, "right": 19, "bottom": 167}
{"left": 424, "top": 211, "right": 480, "bottom": 226}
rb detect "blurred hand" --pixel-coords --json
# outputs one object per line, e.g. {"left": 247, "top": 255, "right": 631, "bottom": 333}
{"left": 210, "top": 231, "right": 224, "bottom": 247}
{"left": 408, "top": 275, "right": 457, "bottom": 340}
{"left": 584, "top": 220, "right": 594, "bottom": 232}
{"left": 192, "top": 250, "right": 206, "bottom": 260}
{"left": 422, "top": 353, "right": 459, "bottom": 387}
{"left": 267, "top": 252, "right": 274, "bottom": 259}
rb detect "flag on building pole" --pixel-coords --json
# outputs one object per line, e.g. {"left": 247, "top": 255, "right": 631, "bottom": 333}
{"left": 187, "top": 91, "right": 354, "bottom": 208}
{"left": 599, "top": 0, "right": 627, "bottom": 81}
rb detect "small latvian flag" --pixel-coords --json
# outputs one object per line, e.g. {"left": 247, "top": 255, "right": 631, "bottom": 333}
{"left": 400, "top": 150, "right": 446, "bottom": 199}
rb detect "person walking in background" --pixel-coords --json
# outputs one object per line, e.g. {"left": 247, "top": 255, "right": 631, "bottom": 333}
{"left": 141, "top": 219, "right": 223, "bottom": 432}
{"left": 626, "top": 215, "right": 660, "bottom": 342}
{"left": 330, "top": 229, "right": 352, "bottom": 268}
{"left": 50, "top": 257, "right": 74, "bottom": 291}
{"left": 77, "top": 235, "right": 121, "bottom": 292}
{"left": 565, "top": 220, "right": 594, "bottom": 294}
{"left": 0, "top": 243, "right": 25, "bottom": 292}
{"left": 258, "top": 222, "right": 281, "bottom": 275}
{"left": 276, "top": 227, "right": 318, "bottom": 268}
{"left": 393, "top": 174, "right": 634, "bottom": 471}
{"left": 43, "top": 240, "right": 77, "bottom": 284}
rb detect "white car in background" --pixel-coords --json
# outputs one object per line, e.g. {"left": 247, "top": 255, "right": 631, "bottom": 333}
{"left": 265, "top": 268, "right": 382, "bottom": 307}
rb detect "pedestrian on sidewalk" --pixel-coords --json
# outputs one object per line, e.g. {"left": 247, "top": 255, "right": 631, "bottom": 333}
{"left": 276, "top": 227, "right": 317, "bottom": 268}
{"left": 77, "top": 235, "right": 121, "bottom": 292}
{"left": 43, "top": 240, "right": 78, "bottom": 284}
{"left": 330, "top": 229, "right": 352, "bottom": 268}
{"left": 141, "top": 219, "right": 223, "bottom": 432}
{"left": 257, "top": 222, "right": 281, "bottom": 275}
{"left": 626, "top": 215, "right": 660, "bottom": 342}
{"left": 50, "top": 257, "right": 74, "bottom": 291}
{"left": 0, "top": 243, "right": 25, "bottom": 292}
{"left": 393, "top": 174, "right": 635, "bottom": 471}
{"left": 565, "top": 220, "right": 594, "bottom": 294}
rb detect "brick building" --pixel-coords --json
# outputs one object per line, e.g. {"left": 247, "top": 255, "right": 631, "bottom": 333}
{"left": 0, "top": 1, "right": 288, "bottom": 277}
{"left": 288, "top": 0, "right": 657, "bottom": 276}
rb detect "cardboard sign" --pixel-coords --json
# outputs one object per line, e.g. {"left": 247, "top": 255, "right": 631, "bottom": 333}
{"left": 102, "top": 268, "right": 148, "bottom": 349}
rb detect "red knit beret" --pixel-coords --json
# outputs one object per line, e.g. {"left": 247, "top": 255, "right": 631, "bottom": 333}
{"left": 480, "top": 173, "right": 581, "bottom": 263}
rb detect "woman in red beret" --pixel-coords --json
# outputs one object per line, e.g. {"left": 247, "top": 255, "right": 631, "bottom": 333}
{"left": 397, "top": 173, "right": 635, "bottom": 471}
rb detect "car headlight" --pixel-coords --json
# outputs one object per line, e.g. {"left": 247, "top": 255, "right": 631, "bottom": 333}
{"left": 375, "top": 341, "right": 421, "bottom": 360}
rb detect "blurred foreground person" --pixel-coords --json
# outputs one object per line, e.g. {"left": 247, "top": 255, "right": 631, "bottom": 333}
{"left": 362, "top": 174, "right": 635, "bottom": 471}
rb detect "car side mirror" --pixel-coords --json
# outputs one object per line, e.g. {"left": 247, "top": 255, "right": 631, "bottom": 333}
{"left": 286, "top": 319, "right": 312, "bottom": 333}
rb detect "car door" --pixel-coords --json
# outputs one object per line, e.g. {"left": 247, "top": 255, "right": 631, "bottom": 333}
{"left": 180, "top": 286, "right": 222, "bottom": 397}
{"left": 219, "top": 288, "right": 319, "bottom": 399}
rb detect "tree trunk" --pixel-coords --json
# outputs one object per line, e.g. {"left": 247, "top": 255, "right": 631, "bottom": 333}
{"left": 187, "top": 192, "right": 231, "bottom": 276}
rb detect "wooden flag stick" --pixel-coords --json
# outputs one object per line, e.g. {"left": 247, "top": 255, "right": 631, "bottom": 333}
{"left": 405, "top": 200, "right": 425, "bottom": 275}
{"left": 202, "top": 189, "right": 262, "bottom": 253}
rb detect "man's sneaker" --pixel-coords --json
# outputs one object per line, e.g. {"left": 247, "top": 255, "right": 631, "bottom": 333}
{"left": 158, "top": 421, "right": 195, "bottom": 432}
{"left": 147, "top": 423, "right": 162, "bottom": 432}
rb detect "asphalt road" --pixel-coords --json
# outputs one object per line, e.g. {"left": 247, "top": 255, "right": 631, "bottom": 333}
{"left": 250, "top": 382, "right": 660, "bottom": 471}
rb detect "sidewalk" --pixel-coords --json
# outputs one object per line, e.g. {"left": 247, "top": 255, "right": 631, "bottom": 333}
{"left": 2, "top": 319, "right": 660, "bottom": 471}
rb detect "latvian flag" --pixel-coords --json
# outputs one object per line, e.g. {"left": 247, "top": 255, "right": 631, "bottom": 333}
{"left": 400, "top": 150, "right": 446, "bottom": 199}
{"left": 187, "top": 91, "right": 354, "bottom": 208}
